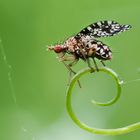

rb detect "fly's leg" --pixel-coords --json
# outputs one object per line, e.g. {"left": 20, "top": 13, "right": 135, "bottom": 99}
{"left": 62, "top": 61, "right": 76, "bottom": 74}
{"left": 60, "top": 55, "right": 81, "bottom": 88}
{"left": 68, "top": 58, "right": 78, "bottom": 67}
{"left": 60, "top": 55, "right": 77, "bottom": 74}
{"left": 67, "top": 59, "right": 82, "bottom": 87}
{"left": 100, "top": 60, "right": 106, "bottom": 67}
{"left": 68, "top": 69, "right": 73, "bottom": 86}
{"left": 92, "top": 58, "right": 99, "bottom": 71}
{"left": 62, "top": 61, "right": 81, "bottom": 88}
{"left": 59, "top": 54, "right": 76, "bottom": 62}
{"left": 87, "top": 58, "right": 94, "bottom": 73}
{"left": 56, "top": 52, "right": 66, "bottom": 60}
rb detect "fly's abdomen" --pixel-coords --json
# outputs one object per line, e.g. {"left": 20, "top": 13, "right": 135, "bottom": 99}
{"left": 95, "top": 45, "right": 112, "bottom": 60}
{"left": 85, "top": 39, "right": 112, "bottom": 60}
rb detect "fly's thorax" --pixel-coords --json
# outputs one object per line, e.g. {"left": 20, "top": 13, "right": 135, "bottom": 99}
{"left": 64, "top": 37, "right": 79, "bottom": 53}
{"left": 64, "top": 37, "right": 77, "bottom": 46}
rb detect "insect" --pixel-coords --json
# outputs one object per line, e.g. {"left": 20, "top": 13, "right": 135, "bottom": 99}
{"left": 48, "top": 20, "right": 131, "bottom": 86}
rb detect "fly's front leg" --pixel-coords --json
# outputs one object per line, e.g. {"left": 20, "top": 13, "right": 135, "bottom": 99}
{"left": 68, "top": 58, "right": 79, "bottom": 67}
{"left": 62, "top": 61, "right": 81, "bottom": 88}
{"left": 62, "top": 61, "right": 76, "bottom": 74}
{"left": 68, "top": 59, "right": 82, "bottom": 88}
{"left": 68, "top": 69, "right": 73, "bottom": 86}
{"left": 60, "top": 55, "right": 81, "bottom": 88}
{"left": 59, "top": 54, "right": 76, "bottom": 62}
{"left": 59, "top": 54, "right": 77, "bottom": 74}
{"left": 56, "top": 52, "right": 66, "bottom": 61}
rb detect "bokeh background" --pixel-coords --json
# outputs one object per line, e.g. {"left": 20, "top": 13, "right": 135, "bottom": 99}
{"left": 0, "top": 0, "right": 140, "bottom": 140}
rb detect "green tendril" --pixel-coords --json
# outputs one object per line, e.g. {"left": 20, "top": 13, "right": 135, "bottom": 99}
{"left": 91, "top": 67, "right": 122, "bottom": 106}
{"left": 66, "top": 67, "right": 140, "bottom": 135}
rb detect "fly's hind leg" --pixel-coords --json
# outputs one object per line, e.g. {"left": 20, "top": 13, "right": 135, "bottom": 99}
{"left": 100, "top": 60, "right": 106, "bottom": 67}
{"left": 92, "top": 58, "right": 99, "bottom": 71}
{"left": 87, "top": 58, "right": 95, "bottom": 73}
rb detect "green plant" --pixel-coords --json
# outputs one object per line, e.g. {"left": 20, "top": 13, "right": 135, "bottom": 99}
{"left": 66, "top": 67, "right": 140, "bottom": 135}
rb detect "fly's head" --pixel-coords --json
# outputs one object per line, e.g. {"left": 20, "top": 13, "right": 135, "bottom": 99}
{"left": 48, "top": 45, "right": 66, "bottom": 53}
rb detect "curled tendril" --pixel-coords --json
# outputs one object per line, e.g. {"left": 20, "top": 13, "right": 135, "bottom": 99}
{"left": 66, "top": 67, "right": 140, "bottom": 135}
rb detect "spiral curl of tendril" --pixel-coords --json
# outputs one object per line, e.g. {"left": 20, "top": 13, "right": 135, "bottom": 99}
{"left": 66, "top": 67, "right": 140, "bottom": 135}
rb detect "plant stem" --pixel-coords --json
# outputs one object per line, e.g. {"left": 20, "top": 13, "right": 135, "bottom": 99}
{"left": 66, "top": 67, "right": 140, "bottom": 135}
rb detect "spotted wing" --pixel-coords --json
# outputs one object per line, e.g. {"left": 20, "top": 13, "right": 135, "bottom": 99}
{"left": 75, "top": 20, "right": 131, "bottom": 38}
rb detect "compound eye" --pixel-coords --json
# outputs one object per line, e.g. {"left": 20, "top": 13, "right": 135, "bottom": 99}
{"left": 54, "top": 45, "right": 63, "bottom": 53}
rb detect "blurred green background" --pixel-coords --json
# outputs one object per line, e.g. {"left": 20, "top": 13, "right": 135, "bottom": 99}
{"left": 0, "top": 0, "right": 140, "bottom": 140}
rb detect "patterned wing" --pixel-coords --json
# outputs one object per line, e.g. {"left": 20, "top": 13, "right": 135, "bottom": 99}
{"left": 75, "top": 20, "right": 131, "bottom": 38}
